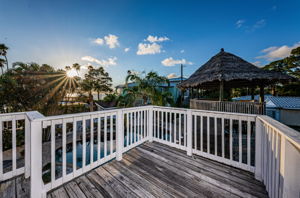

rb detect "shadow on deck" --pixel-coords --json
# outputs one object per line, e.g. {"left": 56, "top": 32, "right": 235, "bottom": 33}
{"left": 1, "top": 142, "right": 268, "bottom": 198}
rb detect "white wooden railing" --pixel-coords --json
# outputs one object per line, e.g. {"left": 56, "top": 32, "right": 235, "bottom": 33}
{"left": 255, "top": 116, "right": 300, "bottom": 198}
{"left": 1, "top": 106, "right": 299, "bottom": 198}
{"left": 0, "top": 111, "right": 44, "bottom": 181}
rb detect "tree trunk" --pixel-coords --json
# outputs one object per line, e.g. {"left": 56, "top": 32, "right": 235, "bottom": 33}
{"left": 89, "top": 92, "right": 94, "bottom": 112}
{"left": 97, "top": 91, "right": 100, "bottom": 101}
{"left": 5, "top": 56, "right": 8, "bottom": 71}
{"left": 1, "top": 67, "right": 3, "bottom": 74}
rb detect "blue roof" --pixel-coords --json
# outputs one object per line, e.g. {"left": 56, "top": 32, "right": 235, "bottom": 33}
{"left": 232, "top": 94, "right": 272, "bottom": 101}
{"left": 168, "top": 77, "right": 187, "bottom": 82}
{"left": 266, "top": 96, "right": 300, "bottom": 110}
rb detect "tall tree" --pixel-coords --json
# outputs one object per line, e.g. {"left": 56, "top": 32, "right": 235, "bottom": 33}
{"left": 80, "top": 65, "right": 113, "bottom": 111}
{"left": 0, "top": 44, "right": 9, "bottom": 71}
{"left": 0, "top": 58, "right": 5, "bottom": 74}
{"left": 263, "top": 46, "right": 300, "bottom": 96}
{"left": 72, "top": 63, "right": 81, "bottom": 75}
{"left": 0, "top": 62, "right": 78, "bottom": 115}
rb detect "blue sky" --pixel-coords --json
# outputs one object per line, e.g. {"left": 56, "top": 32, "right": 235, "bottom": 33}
{"left": 1, "top": 0, "right": 300, "bottom": 86}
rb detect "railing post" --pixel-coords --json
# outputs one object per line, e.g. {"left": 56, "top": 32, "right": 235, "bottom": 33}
{"left": 25, "top": 116, "right": 31, "bottom": 178}
{"left": 116, "top": 109, "right": 123, "bottom": 161}
{"left": 255, "top": 117, "right": 263, "bottom": 181}
{"left": 30, "top": 120, "right": 43, "bottom": 198}
{"left": 148, "top": 106, "right": 153, "bottom": 142}
{"left": 187, "top": 109, "right": 192, "bottom": 156}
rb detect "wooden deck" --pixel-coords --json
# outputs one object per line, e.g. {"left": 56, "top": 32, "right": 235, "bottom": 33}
{"left": 1, "top": 142, "right": 268, "bottom": 198}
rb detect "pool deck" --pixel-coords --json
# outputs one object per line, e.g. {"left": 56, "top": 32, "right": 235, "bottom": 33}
{"left": 1, "top": 142, "right": 268, "bottom": 198}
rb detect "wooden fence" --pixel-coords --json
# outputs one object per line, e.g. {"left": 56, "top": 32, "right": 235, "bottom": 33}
{"left": 190, "top": 99, "right": 265, "bottom": 115}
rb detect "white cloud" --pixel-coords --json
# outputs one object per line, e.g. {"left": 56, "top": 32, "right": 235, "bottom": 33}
{"left": 81, "top": 56, "right": 117, "bottom": 67}
{"left": 104, "top": 34, "right": 119, "bottom": 48}
{"left": 145, "top": 35, "right": 169, "bottom": 43}
{"left": 124, "top": 47, "right": 130, "bottom": 52}
{"left": 167, "top": 73, "right": 178, "bottom": 79}
{"left": 137, "top": 43, "right": 162, "bottom": 55}
{"left": 161, "top": 57, "right": 192, "bottom": 66}
{"left": 94, "top": 38, "right": 104, "bottom": 45}
{"left": 256, "top": 42, "right": 300, "bottom": 61}
{"left": 236, "top": 19, "right": 245, "bottom": 28}
{"left": 180, "top": 49, "right": 185, "bottom": 53}
{"left": 93, "top": 34, "right": 120, "bottom": 48}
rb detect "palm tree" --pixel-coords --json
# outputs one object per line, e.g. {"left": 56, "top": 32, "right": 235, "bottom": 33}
{"left": 80, "top": 78, "right": 94, "bottom": 112}
{"left": 123, "top": 70, "right": 172, "bottom": 106}
{"left": 72, "top": 63, "right": 81, "bottom": 75}
{"left": 0, "top": 44, "right": 9, "bottom": 71}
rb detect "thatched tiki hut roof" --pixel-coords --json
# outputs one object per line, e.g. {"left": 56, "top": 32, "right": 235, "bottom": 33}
{"left": 178, "top": 48, "right": 294, "bottom": 101}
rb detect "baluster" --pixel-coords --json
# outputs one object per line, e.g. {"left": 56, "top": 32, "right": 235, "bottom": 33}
{"left": 138, "top": 111, "right": 141, "bottom": 141}
{"left": 153, "top": 110, "right": 156, "bottom": 139}
{"left": 239, "top": 118, "right": 242, "bottom": 163}
{"left": 187, "top": 109, "right": 192, "bottom": 156}
{"left": 104, "top": 115, "right": 107, "bottom": 157}
{"left": 215, "top": 117, "right": 217, "bottom": 155}
{"left": 179, "top": 113, "right": 182, "bottom": 145}
{"left": 174, "top": 113, "right": 177, "bottom": 144}
{"left": 271, "top": 128, "right": 276, "bottom": 198}
{"left": 72, "top": 119, "right": 77, "bottom": 174}
{"left": 194, "top": 115, "right": 197, "bottom": 150}
{"left": 130, "top": 112, "right": 133, "bottom": 145}
{"left": 82, "top": 118, "right": 86, "bottom": 169}
{"left": 97, "top": 117, "right": 101, "bottom": 160}
{"left": 169, "top": 112, "right": 172, "bottom": 143}
{"left": 184, "top": 112, "right": 187, "bottom": 147}
{"left": 222, "top": 117, "right": 224, "bottom": 158}
{"left": 201, "top": 115, "right": 204, "bottom": 152}
{"left": 207, "top": 115, "right": 210, "bottom": 154}
{"left": 51, "top": 121, "right": 55, "bottom": 184}
{"left": 229, "top": 118, "right": 233, "bottom": 161}
{"left": 90, "top": 116, "right": 94, "bottom": 165}
{"left": 126, "top": 113, "right": 129, "bottom": 147}
{"left": 275, "top": 132, "right": 280, "bottom": 198}
{"left": 62, "top": 120, "right": 67, "bottom": 179}
{"left": 247, "top": 119, "right": 251, "bottom": 166}
{"left": 12, "top": 118, "right": 16, "bottom": 175}
{"left": 110, "top": 115, "right": 113, "bottom": 154}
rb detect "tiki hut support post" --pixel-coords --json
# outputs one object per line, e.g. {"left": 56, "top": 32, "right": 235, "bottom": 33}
{"left": 251, "top": 88, "right": 255, "bottom": 100}
{"left": 219, "top": 80, "right": 224, "bottom": 101}
{"left": 259, "top": 85, "right": 264, "bottom": 103}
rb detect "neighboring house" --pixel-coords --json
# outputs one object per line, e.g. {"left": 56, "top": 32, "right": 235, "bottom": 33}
{"left": 233, "top": 95, "right": 300, "bottom": 127}
{"left": 115, "top": 77, "right": 188, "bottom": 102}
{"left": 265, "top": 96, "right": 300, "bottom": 127}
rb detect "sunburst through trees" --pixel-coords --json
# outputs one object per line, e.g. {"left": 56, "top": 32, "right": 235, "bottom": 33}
{"left": 0, "top": 62, "right": 81, "bottom": 115}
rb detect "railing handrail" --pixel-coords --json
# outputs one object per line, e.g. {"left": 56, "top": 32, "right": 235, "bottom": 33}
{"left": 152, "top": 105, "right": 257, "bottom": 117}
{"left": 31, "top": 106, "right": 150, "bottom": 122}
{"left": 257, "top": 115, "right": 300, "bottom": 149}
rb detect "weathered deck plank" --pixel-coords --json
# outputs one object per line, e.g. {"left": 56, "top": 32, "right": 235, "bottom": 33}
{"left": 139, "top": 143, "right": 267, "bottom": 197}
{"left": 1, "top": 142, "right": 268, "bottom": 198}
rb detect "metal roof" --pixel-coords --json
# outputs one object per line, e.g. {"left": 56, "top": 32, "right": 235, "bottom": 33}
{"left": 266, "top": 96, "right": 300, "bottom": 110}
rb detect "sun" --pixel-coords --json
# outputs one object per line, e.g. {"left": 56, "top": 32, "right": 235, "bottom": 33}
{"left": 66, "top": 69, "right": 78, "bottom": 78}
